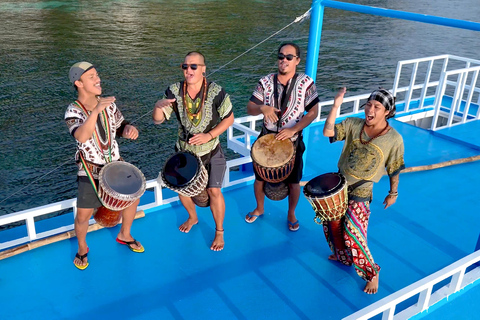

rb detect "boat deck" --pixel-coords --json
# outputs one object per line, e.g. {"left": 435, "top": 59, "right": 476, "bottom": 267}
{"left": 1, "top": 119, "right": 480, "bottom": 319}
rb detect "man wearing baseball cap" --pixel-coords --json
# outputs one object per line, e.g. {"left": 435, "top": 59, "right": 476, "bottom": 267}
{"left": 65, "top": 62, "right": 144, "bottom": 270}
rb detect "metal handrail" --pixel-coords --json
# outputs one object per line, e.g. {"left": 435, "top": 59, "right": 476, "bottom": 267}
{"left": 431, "top": 65, "right": 480, "bottom": 130}
{"left": 343, "top": 250, "right": 480, "bottom": 320}
{"left": 0, "top": 157, "right": 256, "bottom": 251}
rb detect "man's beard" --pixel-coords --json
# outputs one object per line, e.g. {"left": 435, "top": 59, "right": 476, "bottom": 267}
{"left": 278, "top": 69, "right": 288, "bottom": 75}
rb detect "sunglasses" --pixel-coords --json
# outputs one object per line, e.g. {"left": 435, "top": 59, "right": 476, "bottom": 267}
{"left": 277, "top": 53, "right": 298, "bottom": 61}
{"left": 181, "top": 63, "right": 205, "bottom": 70}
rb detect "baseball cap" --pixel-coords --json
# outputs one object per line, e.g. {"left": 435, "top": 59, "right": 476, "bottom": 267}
{"left": 69, "top": 62, "right": 94, "bottom": 84}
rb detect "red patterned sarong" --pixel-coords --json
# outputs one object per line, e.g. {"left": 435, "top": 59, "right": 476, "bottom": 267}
{"left": 323, "top": 201, "right": 380, "bottom": 282}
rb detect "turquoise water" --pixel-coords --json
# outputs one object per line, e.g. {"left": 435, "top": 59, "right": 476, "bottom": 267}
{"left": 0, "top": 0, "right": 479, "bottom": 214}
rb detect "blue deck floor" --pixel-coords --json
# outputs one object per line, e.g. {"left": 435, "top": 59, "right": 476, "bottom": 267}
{"left": 1, "top": 119, "right": 479, "bottom": 319}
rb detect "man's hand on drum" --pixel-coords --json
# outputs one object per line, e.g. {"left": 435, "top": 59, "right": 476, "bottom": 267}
{"left": 276, "top": 127, "right": 296, "bottom": 141}
{"left": 122, "top": 124, "right": 139, "bottom": 140}
{"left": 189, "top": 133, "right": 211, "bottom": 145}
{"left": 95, "top": 96, "right": 116, "bottom": 113}
{"left": 383, "top": 194, "right": 397, "bottom": 209}
{"left": 260, "top": 105, "right": 280, "bottom": 123}
{"left": 155, "top": 98, "right": 176, "bottom": 110}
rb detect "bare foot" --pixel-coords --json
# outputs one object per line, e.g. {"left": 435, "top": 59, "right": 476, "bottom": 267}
{"left": 179, "top": 217, "right": 198, "bottom": 233}
{"left": 210, "top": 229, "right": 224, "bottom": 251}
{"left": 328, "top": 254, "right": 338, "bottom": 261}
{"left": 364, "top": 275, "right": 379, "bottom": 294}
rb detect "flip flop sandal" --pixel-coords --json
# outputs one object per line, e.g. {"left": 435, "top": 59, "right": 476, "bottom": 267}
{"left": 245, "top": 212, "right": 264, "bottom": 223}
{"left": 116, "top": 238, "right": 145, "bottom": 253}
{"left": 288, "top": 220, "right": 300, "bottom": 232}
{"left": 73, "top": 248, "right": 89, "bottom": 270}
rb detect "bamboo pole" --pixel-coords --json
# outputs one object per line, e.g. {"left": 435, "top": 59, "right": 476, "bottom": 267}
{"left": 0, "top": 210, "right": 145, "bottom": 261}
{"left": 400, "top": 154, "right": 480, "bottom": 173}
{"left": 299, "top": 154, "right": 480, "bottom": 186}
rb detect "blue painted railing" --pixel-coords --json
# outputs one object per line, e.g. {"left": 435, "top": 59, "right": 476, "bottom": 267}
{"left": 306, "top": 0, "right": 480, "bottom": 81}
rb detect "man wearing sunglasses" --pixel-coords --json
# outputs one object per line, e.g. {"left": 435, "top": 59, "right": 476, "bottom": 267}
{"left": 245, "top": 43, "right": 319, "bottom": 232}
{"left": 152, "top": 51, "right": 234, "bottom": 251}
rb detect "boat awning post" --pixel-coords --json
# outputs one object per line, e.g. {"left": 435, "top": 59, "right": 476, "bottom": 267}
{"left": 305, "top": 0, "right": 325, "bottom": 82}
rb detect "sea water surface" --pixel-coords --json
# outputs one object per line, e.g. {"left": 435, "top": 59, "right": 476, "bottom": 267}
{"left": 0, "top": 0, "right": 479, "bottom": 215}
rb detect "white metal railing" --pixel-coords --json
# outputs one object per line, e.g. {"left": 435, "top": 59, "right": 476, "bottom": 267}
{"left": 227, "top": 115, "right": 263, "bottom": 157}
{"left": 388, "top": 54, "right": 480, "bottom": 130}
{"left": 431, "top": 65, "right": 480, "bottom": 130}
{"left": 343, "top": 250, "right": 480, "bottom": 320}
{"left": 0, "top": 156, "right": 256, "bottom": 251}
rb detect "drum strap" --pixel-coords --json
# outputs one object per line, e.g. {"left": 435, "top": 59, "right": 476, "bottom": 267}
{"left": 346, "top": 179, "right": 372, "bottom": 202}
{"left": 347, "top": 179, "right": 368, "bottom": 192}
{"left": 273, "top": 73, "right": 298, "bottom": 133}
{"left": 79, "top": 153, "right": 104, "bottom": 204}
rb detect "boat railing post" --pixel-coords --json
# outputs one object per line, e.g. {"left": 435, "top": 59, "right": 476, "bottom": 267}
{"left": 26, "top": 216, "right": 37, "bottom": 241}
{"left": 431, "top": 68, "right": 448, "bottom": 130}
{"left": 392, "top": 61, "right": 402, "bottom": 98}
{"left": 305, "top": 0, "right": 325, "bottom": 82}
{"left": 405, "top": 62, "right": 419, "bottom": 113}
{"left": 419, "top": 59, "right": 434, "bottom": 110}
{"left": 154, "top": 180, "right": 163, "bottom": 206}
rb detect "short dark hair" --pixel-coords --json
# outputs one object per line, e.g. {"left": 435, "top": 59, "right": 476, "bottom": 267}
{"left": 185, "top": 51, "right": 206, "bottom": 64}
{"left": 278, "top": 43, "right": 300, "bottom": 58}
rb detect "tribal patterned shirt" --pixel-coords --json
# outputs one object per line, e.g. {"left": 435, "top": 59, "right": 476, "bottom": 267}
{"left": 162, "top": 81, "right": 233, "bottom": 157}
{"left": 330, "top": 117, "right": 405, "bottom": 201}
{"left": 250, "top": 73, "right": 319, "bottom": 138}
{"left": 65, "top": 102, "right": 124, "bottom": 177}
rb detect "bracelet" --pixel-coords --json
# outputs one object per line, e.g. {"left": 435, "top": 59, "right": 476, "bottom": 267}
{"left": 388, "top": 190, "right": 398, "bottom": 197}
{"left": 208, "top": 132, "right": 214, "bottom": 140}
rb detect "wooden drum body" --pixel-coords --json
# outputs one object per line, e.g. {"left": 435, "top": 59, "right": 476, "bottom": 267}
{"left": 93, "top": 206, "right": 122, "bottom": 228}
{"left": 160, "top": 151, "right": 208, "bottom": 198}
{"left": 251, "top": 133, "right": 295, "bottom": 183}
{"left": 264, "top": 181, "right": 289, "bottom": 201}
{"left": 303, "top": 172, "right": 348, "bottom": 224}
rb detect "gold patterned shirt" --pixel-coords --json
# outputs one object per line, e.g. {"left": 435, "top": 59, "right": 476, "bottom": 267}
{"left": 331, "top": 117, "right": 405, "bottom": 201}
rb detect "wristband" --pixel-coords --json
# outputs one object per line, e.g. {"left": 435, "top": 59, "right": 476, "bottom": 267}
{"left": 388, "top": 190, "right": 398, "bottom": 197}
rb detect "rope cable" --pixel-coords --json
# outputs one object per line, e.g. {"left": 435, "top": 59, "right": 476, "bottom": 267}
{"left": 207, "top": 8, "right": 311, "bottom": 78}
{"left": 0, "top": 158, "right": 72, "bottom": 205}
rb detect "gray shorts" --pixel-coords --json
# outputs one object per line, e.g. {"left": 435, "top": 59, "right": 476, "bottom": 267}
{"left": 77, "top": 176, "right": 102, "bottom": 209}
{"left": 202, "top": 146, "right": 226, "bottom": 188}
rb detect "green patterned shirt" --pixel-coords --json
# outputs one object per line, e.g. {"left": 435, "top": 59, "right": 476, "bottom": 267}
{"left": 331, "top": 117, "right": 405, "bottom": 201}
{"left": 162, "top": 81, "right": 233, "bottom": 157}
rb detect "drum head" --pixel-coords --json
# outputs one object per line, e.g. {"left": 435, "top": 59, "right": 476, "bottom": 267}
{"left": 251, "top": 133, "right": 294, "bottom": 167}
{"left": 102, "top": 162, "right": 145, "bottom": 195}
{"left": 163, "top": 152, "right": 199, "bottom": 188}
{"left": 304, "top": 173, "right": 345, "bottom": 197}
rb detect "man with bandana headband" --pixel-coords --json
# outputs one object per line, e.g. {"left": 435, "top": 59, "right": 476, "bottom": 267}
{"left": 322, "top": 87, "right": 405, "bottom": 294}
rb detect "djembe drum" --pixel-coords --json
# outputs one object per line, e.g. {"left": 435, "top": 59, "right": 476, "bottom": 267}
{"left": 159, "top": 151, "right": 208, "bottom": 198}
{"left": 95, "top": 161, "right": 146, "bottom": 228}
{"left": 192, "top": 189, "right": 210, "bottom": 207}
{"left": 251, "top": 133, "right": 295, "bottom": 183}
{"left": 264, "top": 181, "right": 289, "bottom": 201}
{"left": 303, "top": 172, "right": 348, "bottom": 224}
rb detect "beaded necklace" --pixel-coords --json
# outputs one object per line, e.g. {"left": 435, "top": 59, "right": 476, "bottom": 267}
{"left": 359, "top": 121, "right": 389, "bottom": 145}
{"left": 183, "top": 77, "right": 207, "bottom": 119}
